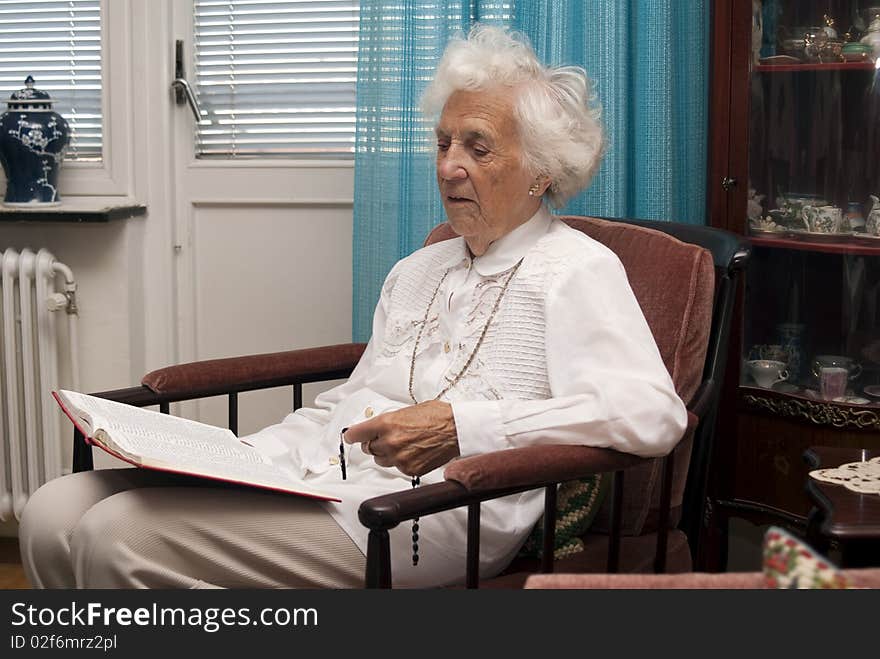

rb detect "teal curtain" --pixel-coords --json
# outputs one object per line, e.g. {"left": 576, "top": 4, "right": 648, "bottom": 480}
{"left": 352, "top": 1, "right": 709, "bottom": 340}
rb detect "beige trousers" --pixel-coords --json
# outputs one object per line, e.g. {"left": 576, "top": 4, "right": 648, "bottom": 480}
{"left": 19, "top": 468, "right": 366, "bottom": 589}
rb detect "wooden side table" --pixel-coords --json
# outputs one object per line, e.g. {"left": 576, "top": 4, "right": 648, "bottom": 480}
{"left": 804, "top": 447, "right": 880, "bottom": 568}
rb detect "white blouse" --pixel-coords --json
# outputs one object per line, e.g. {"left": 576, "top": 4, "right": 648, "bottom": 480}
{"left": 242, "top": 206, "right": 687, "bottom": 587}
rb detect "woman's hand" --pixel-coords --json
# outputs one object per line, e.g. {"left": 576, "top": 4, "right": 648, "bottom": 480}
{"left": 343, "top": 400, "right": 460, "bottom": 477}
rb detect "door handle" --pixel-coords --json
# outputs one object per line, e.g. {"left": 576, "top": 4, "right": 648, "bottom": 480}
{"left": 171, "top": 77, "right": 205, "bottom": 123}
{"left": 171, "top": 39, "right": 208, "bottom": 124}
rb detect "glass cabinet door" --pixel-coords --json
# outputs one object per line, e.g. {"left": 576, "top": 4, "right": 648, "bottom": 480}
{"left": 743, "top": 0, "right": 880, "bottom": 409}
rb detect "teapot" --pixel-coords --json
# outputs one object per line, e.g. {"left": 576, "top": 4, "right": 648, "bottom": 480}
{"left": 867, "top": 195, "right": 880, "bottom": 236}
{"left": 860, "top": 13, "right": 880, "bottom": 58}
{"left": 822, "top": 14, "right": 838, "bottom": 39}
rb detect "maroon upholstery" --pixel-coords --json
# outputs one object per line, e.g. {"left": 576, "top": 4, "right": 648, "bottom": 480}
{"left": 142, "top": 343, "right": 367, "bottom": 398}
{"left": 445, "top": 444, "right": 643, "bottom": 492}
{"left": 426, "top": 217, "right": 715, "bottom": 538}
{"left": 446, "top": 410, "right": 695, "bottom": 504}
{"left": 524, "top": 568, "right": 880, "bottom": 589}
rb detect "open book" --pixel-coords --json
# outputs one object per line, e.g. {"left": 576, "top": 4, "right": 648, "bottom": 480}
{"left": 53, "top": 389, "right": 339, "bottom": 502}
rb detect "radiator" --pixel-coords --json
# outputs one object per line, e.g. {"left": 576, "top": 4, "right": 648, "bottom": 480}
{"left": 0, "top": 248, "right": 79, "bottom": 521}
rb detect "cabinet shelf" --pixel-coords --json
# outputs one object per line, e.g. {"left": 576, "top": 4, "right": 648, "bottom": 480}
{"left": 749, "top": 234, "right": 880, "bottom": 255}
{"left": 754, "top": 61, "right": 877, "bottom": 73}
{"left": 741, "top": 387, "right": 880, "bottom": 432}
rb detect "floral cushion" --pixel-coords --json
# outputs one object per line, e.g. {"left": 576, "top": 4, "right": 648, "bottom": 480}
{"left": 762, "top": 526, "right": 850, "bottom": 589}
{"left": 518, "top": 473, "right": 609, "bottom": 561}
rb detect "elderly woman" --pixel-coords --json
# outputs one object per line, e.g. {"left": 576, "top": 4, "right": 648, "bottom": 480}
{"left": 20, "top": 25, "right": 686, "bottom": 589}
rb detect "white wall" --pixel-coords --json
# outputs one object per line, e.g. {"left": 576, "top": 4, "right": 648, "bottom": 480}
{"left": 0, "top": 0, "right": 354, "bottom": 535}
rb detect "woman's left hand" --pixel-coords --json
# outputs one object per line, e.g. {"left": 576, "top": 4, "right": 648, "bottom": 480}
{"left": 343, "top": 400, "right": 460, "bottom": 477}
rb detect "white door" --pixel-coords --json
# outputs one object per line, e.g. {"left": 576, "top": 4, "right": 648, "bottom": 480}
{"left": 165, "top": 1, "right": 354, "bottom": 432}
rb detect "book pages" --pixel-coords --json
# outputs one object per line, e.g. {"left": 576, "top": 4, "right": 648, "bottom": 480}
{"left": 55, "top": 389, "right": 339, "bottom": 501}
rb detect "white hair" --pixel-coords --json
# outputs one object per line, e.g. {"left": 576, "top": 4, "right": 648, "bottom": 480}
{"left": 421, "top": 24, "right": 605, "bottom": 208}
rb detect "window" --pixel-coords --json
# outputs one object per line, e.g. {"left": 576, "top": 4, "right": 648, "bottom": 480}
{"left": 193, "top": 0, "right": 359, "bottom": 158}
{"left": 0, "top": 0, "right": 102, "bottom": 161}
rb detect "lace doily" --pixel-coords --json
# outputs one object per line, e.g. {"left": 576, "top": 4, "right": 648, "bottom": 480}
{"left": 809, "top": 457, "right": 880, "bottom": 494}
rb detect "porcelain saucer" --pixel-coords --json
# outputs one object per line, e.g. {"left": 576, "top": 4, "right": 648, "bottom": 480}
{"left": 864, "top": 385, "right": 880, "bottom": 398}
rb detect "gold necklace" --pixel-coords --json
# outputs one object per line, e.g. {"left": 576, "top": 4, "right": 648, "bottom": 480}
{"left": 408, "top": 256, "right": 524, "bottom": 404}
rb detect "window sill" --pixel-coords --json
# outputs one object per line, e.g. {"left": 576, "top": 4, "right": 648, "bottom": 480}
{"left": 0, "top": 203, "right": 146, "bottom": 223}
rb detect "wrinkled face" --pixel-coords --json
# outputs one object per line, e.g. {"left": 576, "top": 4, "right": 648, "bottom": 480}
{"left": 435, "top": 88, "right": 543, "bottom": 255}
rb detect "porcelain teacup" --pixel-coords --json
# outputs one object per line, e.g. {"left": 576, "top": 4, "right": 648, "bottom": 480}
{"left": 746, "top": 359, "right": 790, "bottom": 388}
{"left": 819, "top": 367, "right": 848, "bottom": 400}
{"left": 801, "top": 205, "right": 842, "bottom": 233}
{"left": 811, "top": 355, "right": 862, "bottom": 380}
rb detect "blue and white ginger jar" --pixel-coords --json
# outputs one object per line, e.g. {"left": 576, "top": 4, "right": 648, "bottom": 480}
{"left": 0, "top": 76, "right": 70, "bottom": 206}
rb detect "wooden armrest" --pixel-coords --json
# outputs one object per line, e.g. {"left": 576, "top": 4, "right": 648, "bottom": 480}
{"left": 87, "top": 385, "right": 168, "bottom": 407}
{"left": 358, "top": 480, "right": 535, "bottom": 531}
{"left": 139, "top": 343, "right": 367, "bottom": 399}
{"left": 442, "top": 408, "right": 699, "bottom": 493}
{"left": 358, "top": 445, "right": 645, "bottom": 531}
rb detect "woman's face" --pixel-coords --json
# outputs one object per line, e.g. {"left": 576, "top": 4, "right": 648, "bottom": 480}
{"left": 435, "top": 88, "right": 544, "bottom": 256}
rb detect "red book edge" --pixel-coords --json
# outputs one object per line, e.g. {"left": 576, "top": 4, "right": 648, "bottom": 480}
{"left": 51, "top": 390, "right": 341, "bottom": 503}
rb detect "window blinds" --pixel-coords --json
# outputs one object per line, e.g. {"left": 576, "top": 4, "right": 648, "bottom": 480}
{"left": 193, "top": 0, "right": 359, "bottom": 158}
{"left": 0, "top": 0, "right": 102, "bottom": 161}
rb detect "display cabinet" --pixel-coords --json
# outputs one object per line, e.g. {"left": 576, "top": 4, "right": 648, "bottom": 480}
{"left": 707, "top": 0, "right": 880, "bottom": 568}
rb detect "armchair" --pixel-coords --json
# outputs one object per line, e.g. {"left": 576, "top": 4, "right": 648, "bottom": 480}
{"left": 523, "top": 569, "right": 880, "bottom": 589}
{"left": 524, "top": 524, "right": 880, "bottom": 588}
{"left": 71, "top": 215, "right": 749, "bottom": 589}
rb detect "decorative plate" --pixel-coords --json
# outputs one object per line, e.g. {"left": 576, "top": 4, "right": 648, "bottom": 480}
{"left": 759, "top": 55, "right": 802, "bottom": 65}
{"left": 851, "top": 232, "right": 880, "bottom": 244}
{"left": 789, "top": 229, "right": 848, "bottom": 243}
{"left": 864, "top": 385, "right": 880, "bottom": 398}
{"left": 832, "top": 395, "right": 871, "bottom": 405}
{"left": 750, "top": 227, "right": 787, "bottom": 236}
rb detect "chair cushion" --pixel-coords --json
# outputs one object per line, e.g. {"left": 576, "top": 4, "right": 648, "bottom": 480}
{"left": 517, "top": 473, "right": 609, "bottom": 561}
{"left": 762, "top": 526, "right": 850, "bottom": 589}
